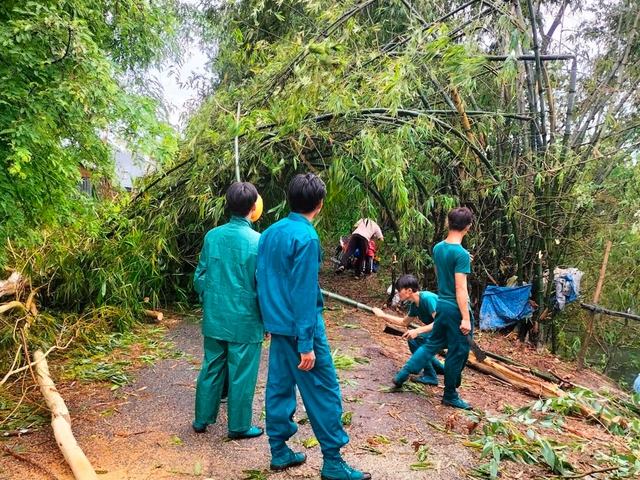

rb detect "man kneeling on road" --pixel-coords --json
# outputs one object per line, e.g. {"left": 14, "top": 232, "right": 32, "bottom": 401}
{"left": 372, "top": 274, "right": 445, "bottom": 386}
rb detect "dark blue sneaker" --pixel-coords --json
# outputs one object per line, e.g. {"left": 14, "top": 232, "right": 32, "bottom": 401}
{"left": 321, "top": 459, "right": 371, "bottom": 480}
{"left": 270, "top": 449, "right": 307, "bottom": 471}
{"left": 413, "top": 375, "right": 438, "bottom": 386}
{"left": 228, "top": 426, "right": 264, "bottom": 439}
{"left": 192, "top": 421, "right": 207, "bottom": 433}
{"left": 442, "top": 397, "right": 471, "bottom": 410}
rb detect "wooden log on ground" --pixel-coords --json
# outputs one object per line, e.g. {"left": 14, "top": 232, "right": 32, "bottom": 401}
{"left": 468, "top": 352, "right": 564, "bottom": 397}
{"left": 34, "top": 350, "right": 98, "bottom": 480}
{"left": 143, "top": 309, "right": 163, "bottom": 321}
{"left": 483, "top": 351, "right": 558, "bottom": 383}
{"left": 467, "top": 352, "right": 622, "bottom": 429}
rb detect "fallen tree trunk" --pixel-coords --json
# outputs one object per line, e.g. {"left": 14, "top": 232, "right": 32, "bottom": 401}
{"left": 482, "top": 351, "right": 558, "bottom": 383}
{"left": 580, "top": 302, "right": 640, "bottom": 322}
{"left": 34, "top": 350, "right": 98, "bottom": 480}
{"left": 468, "top": 352, "right": 564, "bottom": 397}
{"left": 467, "top": 352, "right": 625, "bottom": 430}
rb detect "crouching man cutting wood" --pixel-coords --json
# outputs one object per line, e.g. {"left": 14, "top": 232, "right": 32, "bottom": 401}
{"left": 372, "top": 274, "right": 445, "bottom": 386}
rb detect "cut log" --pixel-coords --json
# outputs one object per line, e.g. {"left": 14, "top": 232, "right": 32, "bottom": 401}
{"left": 0, "top": 271, "right": 22, "bottom": 298}
{"left": 143, "top": 309, "right": 163, "bottom": 321}
{"left": 467, "top": 352, "right": 623, "bottom": 429}
{"left": 468, "top": 352, "right": 564, "bottom": 398}
{"left": 34, "top": 350, "right": 98, "bottom": 480}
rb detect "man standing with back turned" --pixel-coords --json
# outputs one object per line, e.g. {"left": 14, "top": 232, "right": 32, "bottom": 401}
{"left": 392, "top": 207, "right": 474, "bottom": 410}
{"left": 192, "top": 182, "right": 265, "bottom": 438}
{"left": 257, "top": 173, "right": 371, "bottom": 480}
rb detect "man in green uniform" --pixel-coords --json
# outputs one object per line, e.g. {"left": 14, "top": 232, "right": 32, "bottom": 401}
{"left": 192, "top": 182, "right": 265, "bottom": 438}
{"left": 257, "top": 173, "right": 371, "bottom": 480}
{"left": 372, "top": 274, "right": 445, "bottom": 385}
{"left": 392, "top": 207, "right": 474, "bottom": 410}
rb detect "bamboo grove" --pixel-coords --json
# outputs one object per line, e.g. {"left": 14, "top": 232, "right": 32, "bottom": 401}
{"left": 131, "top": 0, "right": 640, "bottom": 348}
{"left": 3, "top": 0, "right": 640, "bottom": 358}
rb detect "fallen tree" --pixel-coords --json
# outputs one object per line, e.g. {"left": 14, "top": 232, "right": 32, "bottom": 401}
{"left": 1, "top": 281, "right": 97, "bottom": 479}
{"left": 34, "top": 350, "right": 98, "bottom": 480}
{"left": 466, "top": 352, "right": 630, "bottom": 431}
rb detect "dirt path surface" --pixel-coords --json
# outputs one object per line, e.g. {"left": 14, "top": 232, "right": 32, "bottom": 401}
{"left": 3, "top": 310, "right": 476, "bottom": 478}
{"left": 3, "top": 266, "right": 627, "bottom": 480}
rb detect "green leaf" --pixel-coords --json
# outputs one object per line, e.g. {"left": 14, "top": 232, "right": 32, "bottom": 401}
{"left": 302, "top": 438, "right": 319, "bottom": 448}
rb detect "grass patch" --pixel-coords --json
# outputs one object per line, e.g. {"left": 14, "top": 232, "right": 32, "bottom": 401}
{"left": 341, "top": 411, "right": 353, "bottom": 426}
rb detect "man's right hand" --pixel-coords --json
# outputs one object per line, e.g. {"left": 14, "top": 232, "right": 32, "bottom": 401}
{"left": 402, "top": 329, "right": 420, "bottom": 340}
{"left": 372, "top": 307, "right": 384, "bottom": 317}
{"left": 298, "top": 351, "right": 316, "bottom": 371}
{"left": 460, "top": 318, "right": 471, "bottom": 335}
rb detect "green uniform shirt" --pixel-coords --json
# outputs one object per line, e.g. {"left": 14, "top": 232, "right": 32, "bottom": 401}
{"left": 193, "top": 216, "right": 264, "bottom": 343}
{"left": 407, "top": 291, "right": 438, "bottom": 324}
{"left": 433, "top": 240, "right": 471, "bottom": 307}
{"left": 256, "top": 212, "right": 324, "bottom": 354}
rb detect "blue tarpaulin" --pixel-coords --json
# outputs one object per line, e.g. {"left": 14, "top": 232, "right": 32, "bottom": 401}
{"left": 480, "top": 284, "right": 534, "bottom": 330}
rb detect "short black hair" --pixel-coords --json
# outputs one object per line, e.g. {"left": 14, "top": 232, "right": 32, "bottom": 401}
{"left": 448, "top": 207, "right": 473, "bottom": 231}
{"left": 287, "top": 173, "right": 326, "bottom": 214}
{"left": 226, "top": 182, "right": 258, "bottom": 217}
{"left": 396, "top": 274, "right": 419, "bottom": 292}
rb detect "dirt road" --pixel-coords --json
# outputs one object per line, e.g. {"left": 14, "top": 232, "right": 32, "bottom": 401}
{"left": 3, "top": 307, "right": 478, "bottom": 480}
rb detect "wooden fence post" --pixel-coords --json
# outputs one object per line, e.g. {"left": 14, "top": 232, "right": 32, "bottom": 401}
{"left": 577, "top": 241, "right": 612, "bottom": 371}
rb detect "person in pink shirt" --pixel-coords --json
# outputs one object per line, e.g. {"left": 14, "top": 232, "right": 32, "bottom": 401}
{"left": 336, "top": 218, "right": 383, "bottom": 279}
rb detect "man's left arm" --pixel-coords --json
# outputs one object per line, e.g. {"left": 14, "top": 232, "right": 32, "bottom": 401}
{"left": 455, "top": 273, "right": 471, "bottom": 334}
{"left": 291, "top": 238, "right": 322, "bottom": 362}
{"left": 455, "top": 251, "right": 472, "bottom": 335}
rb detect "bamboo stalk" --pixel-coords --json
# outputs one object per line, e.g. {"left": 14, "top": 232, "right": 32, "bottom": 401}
{"left": 577, "top": 241, "right": 612, "bottom": 370}
{"left": 573, "top": 9, "right": 640, "bottom": 148}
{"left": 580, "top": 303, "right": 640, "bottom": 322}
{"left": 450, "top": 87, "right": 482, "bottom": 177}
{"left": 527, "top": 0, "right": 547, "bottom": 149}
{"left": 34, "top": 350, "right": 98, "bottom": 480}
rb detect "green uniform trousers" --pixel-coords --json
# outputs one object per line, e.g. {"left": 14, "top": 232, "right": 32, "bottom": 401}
{"left": 195, "top": 337, "right": 261, "bottom": 433}
{"left": 265, "top": 331, "right": 349, "bottom": 460}
{"left": 401, "top": 301, "right": 472, "bottom": 401}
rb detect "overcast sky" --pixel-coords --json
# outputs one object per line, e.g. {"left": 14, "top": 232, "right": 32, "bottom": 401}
{"left": 158, "top": 2, "right": 590, "bottom": 132}
{"left": 159, "top": 42, "right": 209, "bottom": 131}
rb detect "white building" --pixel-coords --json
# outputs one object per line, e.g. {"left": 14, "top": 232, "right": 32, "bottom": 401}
{"left": 113, "top": 150, "right": 155, "bottom": 192}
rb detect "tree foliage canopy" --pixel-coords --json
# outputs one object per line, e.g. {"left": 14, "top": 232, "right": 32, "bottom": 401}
{"left": 3, "top": 0, "right": 640, "bottom": 356}
{"left": 0, "top": 0, "right": 182, "bottom": 248}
